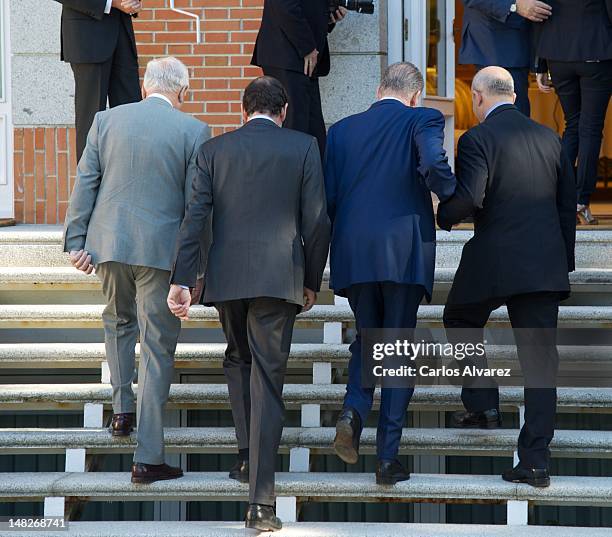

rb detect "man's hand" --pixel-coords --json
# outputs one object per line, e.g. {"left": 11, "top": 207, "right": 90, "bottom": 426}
{"left": 302, "top": 287, "right": 317, "bottom": 313}
{"left": 167, "top": 284, "right": 192, "bottom": 321}
{"left": 304, "top": 49, "right": 319, "bottom": 78}
{"left": 69, "top": 250, "right": 94, "bottom": 275}
{"left": 330, "top": 6, "right": 348, "bottom": 24}
{"left": 536, "top": 72, "right": 554, "bottom": 93}
{"left": 113, "top": 0, "right": 142, "bottom": 15}
{"left": 516, "top": 0, "right": 552, "bottom": 22}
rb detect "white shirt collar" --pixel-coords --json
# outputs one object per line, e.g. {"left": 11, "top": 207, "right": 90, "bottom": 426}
{"left": 379, "top": 96, "right": 407, "bottom": 106}
{"left": 147, "top": 94, "right": 174, "bottom": 107}
{"left": 248, "top": 114, "right": 278, "bottom": 125}
{"left": 485, "top": 101, "right": 513, "bottom": 119}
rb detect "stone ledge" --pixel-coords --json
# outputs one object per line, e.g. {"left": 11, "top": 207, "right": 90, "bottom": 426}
{"left": 1, "top": 384, "right": 611, "bottom": 412}
{"left": 1, "top": 427, "right": 611, "bottom": 458}
{"left": 3, "top": 472, "right": 611, "bottom": 505}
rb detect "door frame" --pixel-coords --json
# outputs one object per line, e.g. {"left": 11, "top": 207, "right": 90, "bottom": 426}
{"left": 0, "top": 1, "right": 13, "bottom": 219}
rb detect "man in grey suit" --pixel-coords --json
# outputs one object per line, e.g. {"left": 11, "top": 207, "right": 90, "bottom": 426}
{"left": 167, "top": 76, "right": 330, "bottom": 532}
{"left": 63, "top": 57, "right": 211, "bottom": 484}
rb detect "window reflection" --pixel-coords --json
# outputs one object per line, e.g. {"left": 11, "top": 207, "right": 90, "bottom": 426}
{"left": 426, "top": 0, "right": 446, "bottom": 97}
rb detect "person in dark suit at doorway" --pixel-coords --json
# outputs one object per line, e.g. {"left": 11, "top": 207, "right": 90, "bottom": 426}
{"left": 167, "top": 77, "right": 330, "bottom": 532}
{"left": 438, "top": 67, "right": 576, "bottom": 488}
{"left": 534, "top": 0, "right": 612, "bottom": 225}
{"left": 325, "top": 62, "right": 456, "bottom": 485}
{"left": 55, "top": 0, "right": 142, "bottom": 161}
{"left": 251, "top": 0, "right": 347, "bottom": 158}
{"left": 459, "top": 0, "right": 553, "bottom": 116}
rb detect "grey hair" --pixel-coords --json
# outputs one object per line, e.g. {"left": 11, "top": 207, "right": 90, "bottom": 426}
{"left": 379, "top": 62, "right": 424, "bottom": 97}
{"left": 143, "top": 57, "right": 189, "bottom": 94}
{"left": 472, "top": 67, "right": 515, "bottom": 97}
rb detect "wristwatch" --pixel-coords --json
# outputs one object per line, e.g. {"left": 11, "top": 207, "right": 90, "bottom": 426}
{"left": 510, "top": 3, "right": 517, "bottom": 12}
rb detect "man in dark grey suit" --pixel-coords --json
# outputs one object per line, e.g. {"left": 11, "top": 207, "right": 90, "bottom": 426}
{"left": 168, "top": 76, "right": 330, "bottom": 532}
{"left": 63, "top": 57, "right": 211, "bottom": 484}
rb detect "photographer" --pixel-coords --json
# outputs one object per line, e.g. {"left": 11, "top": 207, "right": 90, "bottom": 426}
{"left": 251, "top": 0, "right": 348, "bottom": 158}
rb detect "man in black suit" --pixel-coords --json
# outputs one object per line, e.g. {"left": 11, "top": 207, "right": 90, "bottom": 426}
{"left": 55, "top": 0, "right": 142, "bottom": 161}
{"left": 438, "top": 67, "right": 576, "bottom": 488}
{"left": 534, "top": 0, "right": 612, "bottom": 224}
{"left": 251, "top": 0, "right": 347, "bottom": 157}
{"left": 167, "top": 77, "right": 331, "bottom": 532}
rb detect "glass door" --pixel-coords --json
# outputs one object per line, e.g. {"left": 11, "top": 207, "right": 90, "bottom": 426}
{"left": 397, "top": 0, "right": 456, "bottom": 167}
{"left": 0, "top": 2, "right": 13, "bottom": 219}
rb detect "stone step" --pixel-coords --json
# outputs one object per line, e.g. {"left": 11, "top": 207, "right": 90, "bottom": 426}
{"left": 1, "top": 427, "right": 610, "bottom": 458}
{"left": 2, "top": 384, "right": 611, "bottom": 412}
{"left": 0, "top": 521, "right": 607, "bottom": 537}
{"left": 2, "top": 267, "right": 611, "bottom": 292}
{"left": 1, "top": 226, "right": 611, "bottom": 269}
{"left": 3, "top": 471, "right": 611, "bottom": 506}
{"left": 0, "top": 342, "right": 609, "bottom": 370}
{"left": 1, "top": 304, "right": 611, "bottom": 329}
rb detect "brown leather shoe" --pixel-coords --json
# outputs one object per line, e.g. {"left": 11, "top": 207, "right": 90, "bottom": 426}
{"left": 131, "top": 463, "right": 184, "bottom": 484}
{"left": 110, "top": 413, "right": 135, "bottom": 437}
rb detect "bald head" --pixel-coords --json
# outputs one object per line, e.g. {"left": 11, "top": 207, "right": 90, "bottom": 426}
{"left": 471, "top": 66, "right": 516, "bottom": 122}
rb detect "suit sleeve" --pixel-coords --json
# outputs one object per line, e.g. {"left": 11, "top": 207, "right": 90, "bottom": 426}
{"left": 556, "top": 144, "right": 577, "bottom": 273}
{"left": 268, "top": 0, "right": 318, "bottom": 58}
{"left": 607, "top": 0, "right": 612, "bottom": 24}
{"left": 62, "top": 113, "right": 103, "bottom": 253}
{"left": 437, "top": 131, "right": 488, "bottom": 231}
{"left": 170, "top": 147, "right": 214, "bottom": 288}
{"left": 414, "top": 110, "right": 456, "bottom": 203}
{"left": 54, "top": 0, "right": 107, "bottom": 20}
{"left": 323, "top": 126, "right": 338, "bottom": 224}
{"left": 301, "top": 138, "right": 332, "bottom": 292}
{"left": 185, "top": 124, "right": 213, "bottom": 280}
{"left": 462, "top": 0, "right": 513, "bottom": 23}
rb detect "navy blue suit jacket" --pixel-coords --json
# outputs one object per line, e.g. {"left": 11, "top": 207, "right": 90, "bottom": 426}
{"left": 324, "top": 100, "right": 456, "bottom": 300}
{"left": 459, "top": 0, "right": 531, "bottom": 68}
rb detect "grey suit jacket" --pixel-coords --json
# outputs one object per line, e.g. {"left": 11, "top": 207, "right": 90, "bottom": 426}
{"left": 63, "top": 97, "right": 211, "bottom": 272}
{"left": 171, "top": 119, "right": 331, "bottom": 306}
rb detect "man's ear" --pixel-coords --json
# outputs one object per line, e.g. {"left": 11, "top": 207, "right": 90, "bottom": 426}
{"left": 280, "top": 103, "right": 289, "bottom": 124}
{"left": 178, "top": 86, "right": 188, "bottom": 104}
{"left": 376, "top": 85, "right": 382, "bottom": 100}
{"left": 241, "top": 104, "right": 249, "bottom": 124}
{"left": 141, "top": 85, "right": 147, "bottom": 100}
{"left": 409, "top": 90, "right": 422, "bottom": 108}
{"left": 512, "top": 92, "right": 517, "bottom": 104}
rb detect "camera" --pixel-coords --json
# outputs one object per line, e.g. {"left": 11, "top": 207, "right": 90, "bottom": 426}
{"left": 329, "top": 0, "right": 375, "bottom": 15}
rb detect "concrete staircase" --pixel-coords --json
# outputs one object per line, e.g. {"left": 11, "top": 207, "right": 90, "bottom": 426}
{"left": 1, "top": 225, "right": 612, "bottom": 536}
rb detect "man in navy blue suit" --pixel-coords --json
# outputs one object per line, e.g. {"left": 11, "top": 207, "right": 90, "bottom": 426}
{"left": 325, "top": 62, "right": 456, "bottom": 485}
{"left": 459, "top": 0, "right": 553, "bottom": 116}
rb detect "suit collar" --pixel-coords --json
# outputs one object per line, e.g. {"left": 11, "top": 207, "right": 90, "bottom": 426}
{"left": 243, "top": 118, "right": 280, "bottom": 129}
{"left": 485, "top": 103, "right": 517, "bottom": 120}
{"left": 145, "top": 95, "right": 174, "bottom": 108}
{"left": 370, "top": 99, "right": 408, "bottom": 110}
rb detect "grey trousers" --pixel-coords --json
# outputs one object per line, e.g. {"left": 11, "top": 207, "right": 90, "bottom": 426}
{"left": 96, "top": 262, "right": 181, "bottom": 465}
{"left": 216, "top": 297, "right": 299, "bottom": 506}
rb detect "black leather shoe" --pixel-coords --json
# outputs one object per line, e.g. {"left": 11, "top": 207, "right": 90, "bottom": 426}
{"left": 451, "top": 409, "right": 502, "bottom": 429}
{"left": 229, "top": 457, "right": 249, "bottom": 484}
{"left": 376, "top": 459, "right": 410, "bottom": 485}
{"left": 334, "top": 406, "right": 362, "bottom": 464}
{"left": 245, "top": 504, "right": 282, "bottom": 532}
{"left": 502, "top": 465, "right": 550, "bottom": 488}
{"left": 110, "top": 413, "right": 135, "bottom": 437}
{"left": 131, "top": 462, "right": 184, "bottom": 484}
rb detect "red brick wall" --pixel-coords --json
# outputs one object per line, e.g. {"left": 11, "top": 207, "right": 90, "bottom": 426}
{"left": 14, "top": 0, "right": 264, "bottom": 224}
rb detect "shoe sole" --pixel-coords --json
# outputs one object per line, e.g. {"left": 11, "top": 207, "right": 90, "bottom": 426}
{"left": 111, "top": 429, "right": 133, "bottom": 437}
{"left": 131, "top": 473, "right": 184, "bottom": 485}
{"left": 334, "top": 421, "right": 359, "bottom": 464}
{"left": 376, "top": 475, "right": 410, "bottom": 486}
{"left": 451, "top": 420, "right": 502, "bottom": 430}
{"left": 245, "top": 520, "right": 282, "bottom": 532}
{"left": 502, "top": 476, "right": 550, "bottom": 488}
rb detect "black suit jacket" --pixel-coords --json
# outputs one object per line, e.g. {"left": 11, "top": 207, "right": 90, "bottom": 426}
{"left": 55, "top": 0, "right": 138, "bottom": 64}
{"left": 171, "top": 120, "right": 331, "bottom": 306}
{"left": 251, "top": 0, "right": 332, "bottom": 77}
{"left": 437, "top": 105, "right": 576, "bottom": 304}
{"left": 534, "top": 0, "right": 612, "bottom": 71}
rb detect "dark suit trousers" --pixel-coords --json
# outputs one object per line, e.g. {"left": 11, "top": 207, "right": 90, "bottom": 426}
{"left": 548, "top": 60, "right": 612, "bottom": 205}
{"left": 216, "top": 297, "right": 299, "bottom": 506}
{"left": 443, "top": 292, "right": 561, "bottom": 469}
{"left": 71, "top": 21, "right": 140, "bottom": 162}
{"left": 344, "top": 282, "right": 425, "bottom": 461}
{"left": 476, "top": 65, "right": 530, "bottom": 116}
{"left": 262, "top": 67, "right": 326, "bottom": 158}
